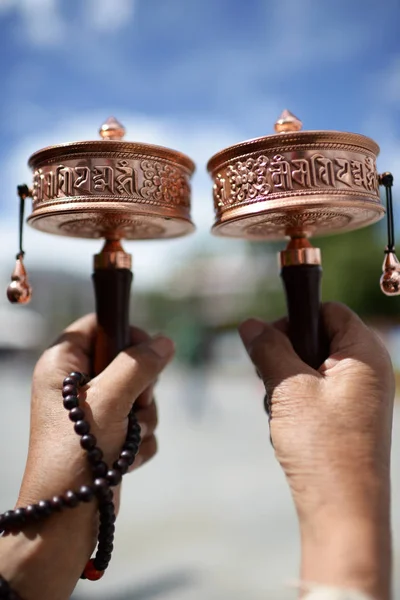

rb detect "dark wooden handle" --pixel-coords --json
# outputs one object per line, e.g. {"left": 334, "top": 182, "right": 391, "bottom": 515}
{"left": 280, "top": 264, "right": 327, "bottom": 370}
{"left": 92, "top": 268, "right": 133, "bottom": 375}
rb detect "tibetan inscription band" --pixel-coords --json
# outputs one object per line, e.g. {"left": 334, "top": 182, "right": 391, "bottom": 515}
{"left": 207, "top": 132, "right": 383, "bottom": 240}
{"left": 26, "top": 143, "right": 195, "bottom": 239}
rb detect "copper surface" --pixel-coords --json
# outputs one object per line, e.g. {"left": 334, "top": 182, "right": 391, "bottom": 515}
{"left": 99, "top": 116, "right": 126, "bottom": 141}
{"left": 274, "top": 109, "right": 302, "bottom": 134}
{"left": 94, "top": 239, "right": 132, "bottom": 270}
{"left": 279, "top": 237, "right": 321, "bottom": 267}
{"left": 380, "top": 250, "right": 400, "bottom": 296}
{"left": 26, "top": 118, "right": 195, "bottom": 240}
{"left": 207, "top": 112, "right": 383, "bottom": 240}
{"left": 6, "top": 255, "right": 32, "bottom": 304}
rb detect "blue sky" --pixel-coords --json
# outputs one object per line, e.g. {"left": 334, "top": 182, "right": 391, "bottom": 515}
{"left": 0, "top": 0, "right": 399, "bottom": 286}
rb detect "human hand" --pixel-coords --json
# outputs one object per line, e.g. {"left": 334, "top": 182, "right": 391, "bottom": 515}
{"left": 239, "top": 303, "right": 394, "bottom": 599}
{"left": 19, "top": 313, "right": 174, "bottom": 510}
{"left": 0, "top": 314, "right": 174, "bottom": 600}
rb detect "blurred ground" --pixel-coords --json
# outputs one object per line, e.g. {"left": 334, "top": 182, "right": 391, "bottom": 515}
{"left": 0, "top": 353, "right": 399, "bottom": 600}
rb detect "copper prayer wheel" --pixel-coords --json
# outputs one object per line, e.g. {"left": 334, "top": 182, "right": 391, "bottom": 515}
{"left": 208, "top": 110, "right": 397, "bottom": 369}
{"left": 8, "top": 117, "right": 195, "bottom": 375}
{"left": 27, "top": 116, "right": 195, "bottom": 240}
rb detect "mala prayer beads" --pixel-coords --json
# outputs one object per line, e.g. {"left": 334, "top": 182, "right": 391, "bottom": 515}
{"left": 0, "top": 372, "right": 141, "bottom": 598}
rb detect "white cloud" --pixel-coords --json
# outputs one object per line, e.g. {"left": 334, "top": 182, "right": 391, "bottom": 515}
{"left": 0, "top": 110, "right": 245, "bottom": 288}
{"left": 0, "top": 0, "right": 136, "bottom": 46}
{"left": 85, "top": 0, "right": 135, "bottom": 32}
{"left": 1, "top": 0, "right": 67, "bottom": 46}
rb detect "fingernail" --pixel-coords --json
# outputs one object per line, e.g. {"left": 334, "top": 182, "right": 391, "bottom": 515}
{"left": 238, "top": 319, "right": 266, "bottom": 347}
{"left": 148, "top": 335, "right": 175, "bottom": 359}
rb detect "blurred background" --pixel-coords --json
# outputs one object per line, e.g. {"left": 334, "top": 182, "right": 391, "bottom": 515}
{"left": 0, "top": 0, "right": 399, "bottom": 598}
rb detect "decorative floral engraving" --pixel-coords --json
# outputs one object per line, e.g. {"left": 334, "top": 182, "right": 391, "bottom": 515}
{"left": 60, "top": 217, "right": 164, "bottom": 239}
{"left": 212, "top": 150, "right": 379, "bottom": 214}
{"left": 227, "top": 155, "right": 271, "bottom": 204}
{"left": 140, "top": 160, "right": 190, "bottom": 206}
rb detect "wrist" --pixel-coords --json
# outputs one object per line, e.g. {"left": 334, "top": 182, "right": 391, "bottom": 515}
{"left": 300, "top": 510, "right": 392, "bottom": 600}
{"left": 0, "top": 504, "right": 98, "bottom": 600}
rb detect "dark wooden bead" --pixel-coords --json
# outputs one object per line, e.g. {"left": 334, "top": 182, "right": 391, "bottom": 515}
{"left": 0, "top": 578, "right": 8, "bottom": 590}
{"left": 87, "top": 447, "right": 103, "bottom": 464}
{"left": 127, "top": 432, "right": 141, "bottom": 446}
{"left": 64, "top": 491, "right": 79, "bottom": 508}
{"left": 93, "top": 559, "right": 108, "bottom": 572}
{"left": 128, "top": 416, "right": 140, "bottom": 428}
{"left": 99, "top": 523, "right": 115, "bottom": 537}
{"left": 37, "top": 500, "right": 52, "bottom": 517}
{"left": 102, "top": 542, "right": 114, "bottom": 553}
{"left": 94, "top": 478, "right": 109, "bottom": 492}
{"left": 25, "top": 504, "right": 40, "bottom": 520}
{"left": 113, "top": 458, "right": 129, "bottom": 474}
{"left": 69, "top": 371, "right": 83, "bottom": 383}
{"left": 2, "top": 511, "right": 15, "bottom": 529}
{"left": 78, "top": 486, "right": 94, "bottom": 503}
{"left": 80, "top": 373, "right": 90, "bottom": 386}
{"left": 80, "top": 434, "right": 97, "bottom": 450}
{"left": 69, "top": 407, "right": 85, "bottom": 422}
{"left": 63, "top": 376, "right": 77, "bottom": 387}
{"left": 93, "top": 461, "right": 108, "bottom": 478}
{"left": 69, "top": 372, "right": 90, "bottom": 386}
{"left": 100, "top": 489, "right": 113, "bottom": 503}
{"left": 123, "top": 441, "right": 139, "bottom": 453}
{"left": 100, "top": 512, "right": 116, "bottom": 525}
{"left": 106, "top": 469, "right": 122, "bottom": 486}
{"left": 74, "top": 420, "right": 90, "bottom": 435}
{"left": 62, "top": 385, "right": 76, "bottom": 398}
{"left": 14, "top": 508, "right": 27, "bottom": 525}
{"left": 50, "top": 496, "right": 64, "bottom": 511}
{"left": 120, "top": 449, "right": 135, "bottom": 465}
{"left": 63, "top": 395, "right": 79, "bottom": 410}
{"left": 101, "top": 502, "right": 115, "bottom": 517}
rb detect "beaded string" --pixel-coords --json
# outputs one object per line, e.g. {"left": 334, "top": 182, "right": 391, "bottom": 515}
{"left": 0, "top": 371, "right": 141, "bottom": 598}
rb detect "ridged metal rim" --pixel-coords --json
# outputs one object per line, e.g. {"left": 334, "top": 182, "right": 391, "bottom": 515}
{"left": 207, "top": 130, "right": 380, "bottom": 173}
{"left": 28, "top": 140, "right": 195, "bottom": 173}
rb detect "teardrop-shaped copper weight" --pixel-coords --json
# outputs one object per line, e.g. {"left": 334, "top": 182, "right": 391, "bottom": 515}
{"left": 380, "top": 250, "right": 400, "bottom": 296}
{"left": 7, "top": 255, "right": 32, "bottom": 304}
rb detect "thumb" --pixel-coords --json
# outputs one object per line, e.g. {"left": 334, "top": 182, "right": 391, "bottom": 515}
{"left": 238, "top": 318, "right": 316, "bottom": 387}
{"left": 88, "top": 335, "right": 175, "bottom": 420}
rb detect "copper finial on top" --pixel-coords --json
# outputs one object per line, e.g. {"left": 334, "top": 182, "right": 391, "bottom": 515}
{"left": 274, "top": 109, "right": 303, "bottom": 133}
{"left": 99, "top": 116, "right": 126, "bottom": 140}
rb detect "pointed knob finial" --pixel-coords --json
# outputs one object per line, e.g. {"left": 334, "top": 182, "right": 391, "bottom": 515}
{"left": 380, "top": 250, "right": 400, "bottom": 296}
{"left": 274, "top": 110, "right": 303, "bottom": 134}
{"left": 99, "top": 117, "right": 126, "bottom": 141}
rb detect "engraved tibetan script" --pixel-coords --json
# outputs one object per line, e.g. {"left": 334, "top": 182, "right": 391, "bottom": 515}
{"left": 33, "top": 160, "right": 138, "bottom": 203}
{"left": 214, "top": 151, "right": 379, "bottom": 210}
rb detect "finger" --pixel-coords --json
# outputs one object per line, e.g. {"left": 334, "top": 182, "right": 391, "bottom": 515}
{"left": 238, "top": 318, "right": 316, "bottom": 385}
{"left": 36, "top": 314, "right": 97, "bottom": 384}
{"left": 130, "top": 325, "right": 151, "bottom": 345}
{"left": 128, "top": 435, "right": 158, "bottom": 472}
{"left": 135, "top": 401, "right": 158, "bottom": 439}
{"left": 321, "top": 302, "right": 370, "bottom": 354}
{"left": 50, "top": 314, "right": 97, "bottom": 356}
{"left": 130, "top": 327, "right": 155, "bottom": 408}
{"left": 271, "top": 316, "right": 288, "bottom": 335}
{"left": 90, "top": 336, "right": 175, "bottom": 419}
{"left": 135, "top": 383, "right": 155, "bottom": 409}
